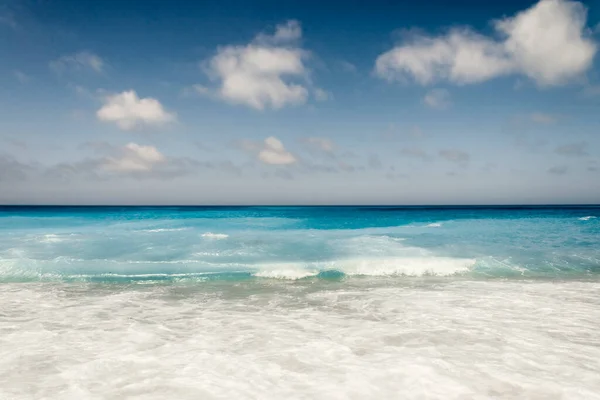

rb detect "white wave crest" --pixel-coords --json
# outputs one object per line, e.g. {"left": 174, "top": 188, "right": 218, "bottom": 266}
{"left": 143, "top": 228, "right": 189, "bottom": 233}
{"left": 330, "top": 257, "right": 474, "bottom": 277}
{"left": 425, "top": 223, "right": 442, "bottom": 228}
{"left": 40, "top": 234, "right": 63, "bottom": 243}
{"left": 254, "top": 266, "right": 319, "bottom": 280}
{"left": 252, "top": 257, "right": 475, "bottom": 280}
{"left": 38, "top": 234, "right": 78, "bottom": 243}
{"left": 202, "top": 232, "right": 229, "bottom": 239}
{"left": 579, "top": 216, "right": 597, "bottom": 221}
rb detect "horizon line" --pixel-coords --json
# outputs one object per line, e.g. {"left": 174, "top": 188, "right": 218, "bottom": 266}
{"left": 1, "top": 204, "right": 599, "bottom": 207}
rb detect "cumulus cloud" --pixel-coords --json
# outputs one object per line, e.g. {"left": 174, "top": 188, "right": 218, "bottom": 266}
{"left": 202, "top": 20, "right": 311, "bottom": 110}
{"left": 423, "top": 88, "right": 451, "bottom": 109}
{"left": 375, "top": 0, "right": 597, "bottom": 87}
{"left": 50, "top": 51, "right": 105, "bottom": 74}
{"left": 258, "top": 137, "right": 297, "bottom": 165}
{"left": 97, "top": 90, "right": 176, "bottom": 131}
{"left": 555, "top": 142, "right": 588, "bottom": 157}
{"left": 240, "top": 137, "right": 297, "bottom": 165}
{"left": 439, "top": 149, "right": 470, "bottom": 165}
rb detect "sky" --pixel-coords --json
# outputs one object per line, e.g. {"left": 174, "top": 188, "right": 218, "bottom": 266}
{"left": 1, "top": 0, "right": 600, "bottom": 205}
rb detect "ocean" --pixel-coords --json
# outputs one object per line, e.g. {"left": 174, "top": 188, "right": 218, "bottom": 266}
{"left": 1, "top": 206, "right": 599, "bottom": 399}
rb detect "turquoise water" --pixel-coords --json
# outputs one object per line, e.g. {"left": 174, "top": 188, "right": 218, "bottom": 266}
{"left": 2, "top": 206, "right": 600, "bottom": 399}
{"left": 1, "top": 206, "right": 599, "bottom": 282}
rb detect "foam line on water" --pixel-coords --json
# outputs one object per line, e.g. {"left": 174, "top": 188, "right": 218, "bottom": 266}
{"left": 251, "top": 257, "right": 475, "bottom": 280}
{"left": 201, "top": 232, "right": 230, "bottom": 239}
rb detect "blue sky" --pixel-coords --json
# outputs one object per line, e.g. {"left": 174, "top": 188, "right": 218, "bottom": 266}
{"left": 1, "top": 0, "right": 599, "bottom": 204}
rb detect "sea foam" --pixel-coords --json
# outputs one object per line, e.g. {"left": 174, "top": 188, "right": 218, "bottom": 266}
{"left": 201, "top": 232, "right": 229, "bottom": 239}
{"left": 251, "top": 257, "right": 475, "bottom": 280}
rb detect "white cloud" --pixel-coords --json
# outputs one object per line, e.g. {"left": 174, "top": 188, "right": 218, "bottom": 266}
{"left": 423, "top": 88, "right": 451, "bottom": 109}
{"left": 50, "top": 51, "right": 105, "bottom": 74}
{"left": 103, "top": 143, "right": 166, "bottom": 172}
{"left": 203, "top": 20, "right": 310, "bottom": 110}
{"left": 96, "top": 90, "right": 175, "bottom": 131}
{"left": 258, "top": 137, "right": 297, "bottom": 165}
{"left": 240, "top": 137, "right": 297, "bottom": 165}
{"left": 375, "top": 0, "right": 597, "bottom": 87}
{"left": 256, "top": 20, "right": 302, "bottom": 44}
{"left": 530, "top": 112, "right": 557, "bottom": 124}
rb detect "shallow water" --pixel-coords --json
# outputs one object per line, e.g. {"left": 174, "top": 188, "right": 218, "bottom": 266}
{"left": 1, "top": 206, "right": 599, "bottom": 398}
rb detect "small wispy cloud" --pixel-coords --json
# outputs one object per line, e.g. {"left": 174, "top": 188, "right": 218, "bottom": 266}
{"left": 380, "top": 125, "right": 425, "bottom": 141}
{"left": 301, "top": 137, "right": 335, "bottom": 154}
{"left": 339, "top": 61, "right": 358, "bottom": 73}
{"left": 181, "top": 84, "right": 211, "bottom": 98}
{"left": 14, "top": 70, "right": 29, "bottom": 83}
{"left": 0, "top": 12, "right": 18, "bottom": 30}
{"left": 423, "top": 88, "right": 451, "bottom": 109}
{"left": 582, "top": 85, "right": 600, "bottom": 98}
{"left": 439, "top": 149, "right": 470, "bottom": 165}
{"left": 314, "top": 88, "right": 331, "bottom": 102}
{"left": 555, "top": 142, "right": 588, "bottom": 157}
{"left": 50, "top": 51, "right": 105, "bottom": 74}
{"left": 529, "top": 112, "right": 557, "bottom": 125}
{"left": 400, "top": 147, "right": 430, "bottom": 160}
